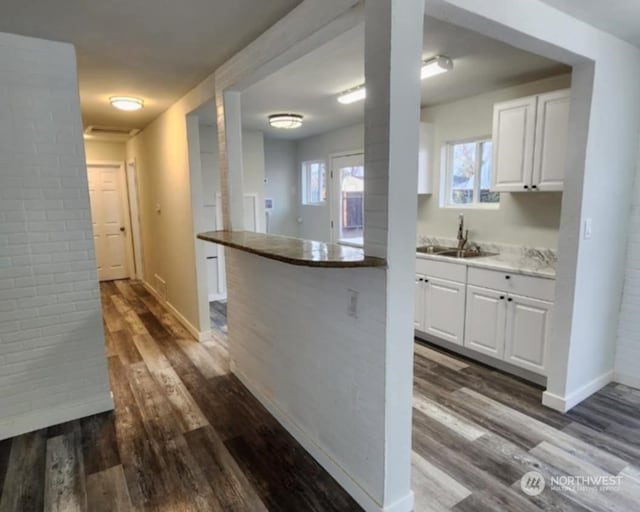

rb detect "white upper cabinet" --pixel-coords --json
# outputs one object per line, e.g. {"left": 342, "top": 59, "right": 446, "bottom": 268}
{"left": 532, "top": 90, "right": 571, "bottom": 191}
{"left": 491, "top": 96, "right": 537, "bottom": 192}
{"left": 491, "top": 89, "right": 570, "bottom": 192}
{"left": 417, "top": 122, "right": 434, "bottom": 194}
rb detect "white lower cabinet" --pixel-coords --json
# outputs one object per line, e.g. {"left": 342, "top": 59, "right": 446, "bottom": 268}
{"left": 415, "top": 274, "right": 426, "bottom": 330}
{"left": 415, "top": 259, "right": 554, "bottom": 377}
{"left": 463, "top": 285, "right": 552, "bottom": 375}
{"left": 504, "top": 293, "right": 553, "bottom": 374}
{"left": 424, "top": 277, "right": 466, "bottom": 345}
{"left": 464, "top": 285, "right": 506, "bottom": 358}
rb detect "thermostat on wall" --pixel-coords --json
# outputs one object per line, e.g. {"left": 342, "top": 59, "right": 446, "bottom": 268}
{"left": 265, "top": 198, "right": 274, "bottom": 210}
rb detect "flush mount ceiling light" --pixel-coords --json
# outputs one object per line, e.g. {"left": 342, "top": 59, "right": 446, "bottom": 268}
{"left": 421, "top": 55, "right": 453, "bottom": 80}
{"left": 337, "top": 85, "right": 366, "bottom": 105}
{"left": 109, "top": 96, "right": 144, "bottom": 111}
{"left": 268, "top": 113, "right": 303, "bottom": 129}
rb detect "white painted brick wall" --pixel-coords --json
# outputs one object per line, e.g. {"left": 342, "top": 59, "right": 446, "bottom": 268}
{"left": 226, "top": 250, "right": 387, "bottom": 500}
{"left": 0, "top": 32, "right": 113, "bottom": 440}
{"left": 615, "top": 144, "right": 640, "bottom": 388}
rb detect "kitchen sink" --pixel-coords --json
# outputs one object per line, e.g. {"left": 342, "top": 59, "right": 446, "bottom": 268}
{"left": 437, "top": 249, "right": 496, "bottom": 259}
{"left": 416, "top": 245, "right": 457, "bottom": 254}
{"left": 417, "top": 245, "right": 496, "bottom": 259}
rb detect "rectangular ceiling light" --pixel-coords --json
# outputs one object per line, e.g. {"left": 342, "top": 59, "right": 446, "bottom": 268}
{"left": 421, "top": 55, "right": 453, "bottom": 80}
{"left": 337, "top": 56, "right": 453, "bottom": 105}
{"left": 337, "top": 85, "right": 366, "bottom": 104}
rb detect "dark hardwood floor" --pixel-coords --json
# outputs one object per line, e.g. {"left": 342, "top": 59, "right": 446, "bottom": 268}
{"left": 0, "top": 279, "right": 638, "bottom": 511}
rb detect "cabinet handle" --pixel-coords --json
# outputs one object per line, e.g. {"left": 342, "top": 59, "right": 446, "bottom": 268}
{"left": 500, "top": 296, "right": 505, "bottom": 300}
{"left": 507, "top": 298, "right": 513, "bottom": 302}
{"left": 505, "top": 275, "right": 511, "bottom": 280}
{"left": 532, "top": 185, "right": 538, "bottom": 190}
{"left": 524, "top": 185, "right": 529, "bottom": 190}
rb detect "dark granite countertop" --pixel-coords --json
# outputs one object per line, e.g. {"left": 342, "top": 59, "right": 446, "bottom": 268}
{"left": 197, "top": 231, "right": 387, "bottom": 268}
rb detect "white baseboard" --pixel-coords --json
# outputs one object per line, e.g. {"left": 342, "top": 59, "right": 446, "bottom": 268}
{"left": 232, "top": 364, "right": 413, "bottom": 512}
{"left": 142, "top": 280, "right": 209, "bottom": 342}
{"left": 543, "top": 370, "right": 613, "bottom": 412}
{"left": 614, "top": 371, "right": 640, "bottom": 390}
{"left": 0, "top": 393, "right": 113, "bottom": 441}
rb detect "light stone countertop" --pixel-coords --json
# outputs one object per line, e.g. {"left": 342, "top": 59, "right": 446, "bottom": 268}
{"left": 416, "top": 237, "right": 557, "bottom": 280}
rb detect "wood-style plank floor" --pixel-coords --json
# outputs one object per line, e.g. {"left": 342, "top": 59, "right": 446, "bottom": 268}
{"left": 412, "top": 342, "right": 640, "bottom": 511}
{"left": 0, "top": 281, "right": 360, "bottom": 512}
{"left": 0, "top": 279, "right": 638, "bottom": 511}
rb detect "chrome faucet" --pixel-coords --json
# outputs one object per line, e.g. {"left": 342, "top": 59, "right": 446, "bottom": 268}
{"left": 457, "top": 213, "right": 468, "bottom": 250}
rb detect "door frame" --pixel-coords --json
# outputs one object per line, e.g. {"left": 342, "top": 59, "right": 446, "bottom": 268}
{"left": 328, "top": 149, "right": 364, "bottom": 246}
{"left": 126, "top": 159, "right": 144, "bottom": 280}
{"left": 87, "top": 160, "right": 137, "bottom": 281}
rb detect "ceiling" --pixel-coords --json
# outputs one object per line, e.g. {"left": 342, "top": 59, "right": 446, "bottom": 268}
{"left": 196, "top": 16, "right": 569, "bottom": 139}
{"left": 0, "top": 0, "right": 302, "bottom": 130}
{"left": 540, "top": 0, "right": 640, "bottom": 48}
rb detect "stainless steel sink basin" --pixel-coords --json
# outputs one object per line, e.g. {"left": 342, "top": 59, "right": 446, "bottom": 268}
{"left": 437, "top": 249, "right": 497, "bottom": 259}
{"left": 417, "top": 245, "right": 497, "bottom": 259}
{"left": 416, "top": 245, "right": 458, "bottom": 254}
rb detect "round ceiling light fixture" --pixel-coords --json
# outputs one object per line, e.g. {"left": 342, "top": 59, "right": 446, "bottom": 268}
{"left": 268, "top": 113, "right": 303, "bottom": 130}
{"left": 110, "top": 96, "right": 144, "bottom": 111}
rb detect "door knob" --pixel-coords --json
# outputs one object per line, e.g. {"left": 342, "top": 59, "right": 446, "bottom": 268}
{"left": 119, "top": 227, "right": 125, "bottom": 232}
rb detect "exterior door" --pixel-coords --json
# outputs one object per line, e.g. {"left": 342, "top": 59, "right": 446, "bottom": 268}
{"left": 424, "top": 277, "right": 466, "bottom": 346}
{"left": 532, "top": 89, "right": 570, "bottom": 191}
{"left": 331, "top": 153, "right": 365, "bottom": 246}
{"left": 464, "top": 285, "right": 506, "bottom": 358}
{"left": 87, "top": 164, "right": 131, "bottom": 281}
{"left": 504, "top": 294, "right": 553, "bottom": 375}
{"left": 491, "top": 96, "right": 537, "bottom": 192}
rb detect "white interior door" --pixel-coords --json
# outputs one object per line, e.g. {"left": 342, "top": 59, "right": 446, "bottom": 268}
{"left": 331, "top": 153, "right": 365, "bottom": 246}
{"left": 87, "top": 164, "right": 132, "bottom": 281}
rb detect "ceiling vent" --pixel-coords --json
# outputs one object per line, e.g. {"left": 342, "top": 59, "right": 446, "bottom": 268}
{"left": 84, "top": 125, "right": 140, "bottom": 140}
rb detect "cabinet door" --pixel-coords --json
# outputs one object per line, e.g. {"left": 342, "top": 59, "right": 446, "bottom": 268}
{"left": 424, "top": 277, "right": 466, "bottom": 346}
{"left": 464, "top": 285, "right": 506, "bottom": 358}
{"left": 491, "top": 96, "right": 537, "bottom": 192}
{"left": 504, "top": 294, "right": 553, "bottom": 375}
{"left": 414, "top": 275, "right": 426, "bottom": 330}
{"left": 532, "top": 89, "right": 570, "bottom": 191}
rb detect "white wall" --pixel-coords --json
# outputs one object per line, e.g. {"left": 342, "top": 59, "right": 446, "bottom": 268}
{"left": 615, "top": 142, "right": 640, "bottom": 389}
{"left": 0, "top": 32, "right": 112, "bottom": 440}
{"left": 84, "top": 140, "right": 126, "bottom": 162}
{"left": 227, "top": 251, "right": 387, "bottom": 504}
{"left": 264, "top": 138, "right": 299, "bottom": 236}
{"left": 296, "top": 123, "right": 364, "bottom": 242}
{"left": 419, "top": 74, "right": 570, "bottom": 248}
{"left": 199, "top": 124, "right": 266, "bottom": 230}
{"left": 295, "top": 75, "right": 569, "bottom": 248}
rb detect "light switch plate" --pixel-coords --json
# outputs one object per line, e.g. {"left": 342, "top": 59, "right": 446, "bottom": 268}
{"left": 584, "top": 218, "right": 593, "bottom": 239}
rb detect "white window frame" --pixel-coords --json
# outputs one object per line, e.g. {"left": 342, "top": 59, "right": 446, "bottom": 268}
{"left": 440, "top": 136, "right": 499, "bottom": 210}
{"left": 301, "top": 159, "right": 327, "bottom": 206}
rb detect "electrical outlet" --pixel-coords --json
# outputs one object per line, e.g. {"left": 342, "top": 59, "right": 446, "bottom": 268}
{"left": 347, "top": 289, "right": 359, "bottom": 319}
